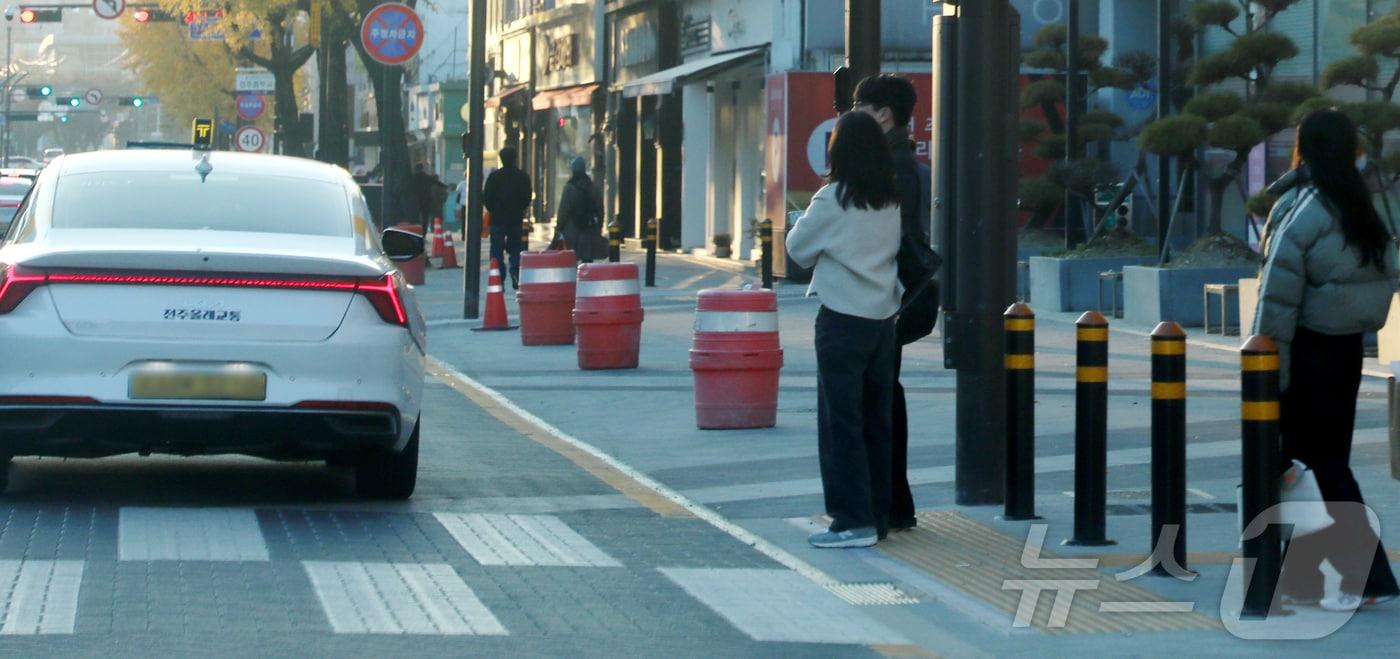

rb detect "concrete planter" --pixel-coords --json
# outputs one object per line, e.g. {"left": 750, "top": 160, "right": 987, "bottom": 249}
{"left": 1238, "top": 277, "right": 1260, "bottom": 337}
{"left": 1122, "top": 265, "right": 1258, "bottom": 327}
{"left": 1028, "top": 256, "right": 1155, "bottom": 312}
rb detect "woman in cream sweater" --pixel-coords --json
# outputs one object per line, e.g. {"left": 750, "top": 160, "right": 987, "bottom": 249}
{"left": 785, "top": 111, "right": 903, "bottom": 548}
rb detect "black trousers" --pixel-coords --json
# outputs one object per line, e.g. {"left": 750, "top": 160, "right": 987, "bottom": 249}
{"left": 1279, "top": 327, "right": 1399, "bottom": 598}
{"left": 890, "top": 348, "right": 915, "bottom": 524}
{"left": 815, "top": 306, "right": 897, "bottom": 532}
{"left": 489, "top": 224, "right": 524, "bottom": 284}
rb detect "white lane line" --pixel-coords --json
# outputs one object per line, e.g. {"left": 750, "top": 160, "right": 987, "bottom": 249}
{"left": 428, "top": 358, "right": 908, "bottom": 605}
{"left": 118, "top": 507, "right": 269, "bottom": 561}
{"left": 303, "top": 561, "right": 506, "bottom": 635}
{"left": 433, "top": 513, "right": 621, "bottom": 567}
{"left": 0, "top": 560, "right": 84, "bottom": 635}
{"left": 682, "top": 433, "right": 1389, "bottom": 505}
{"left": 660, "top": 568, "right": 908, "bottom": 644}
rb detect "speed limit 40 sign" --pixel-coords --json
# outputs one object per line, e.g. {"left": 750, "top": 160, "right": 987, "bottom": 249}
{"left": 234, "top": 125, "right": 266, "bottom": 153}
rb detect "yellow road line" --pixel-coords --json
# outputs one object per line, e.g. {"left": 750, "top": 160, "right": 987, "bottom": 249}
{"left": 428, "top": 358, "right": 691, "bottom": 517}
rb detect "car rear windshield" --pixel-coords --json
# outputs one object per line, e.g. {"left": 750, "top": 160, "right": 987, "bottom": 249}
{"left": 0, "top": 180, "right": 31, "bottom": 196}
{"left": 51, "top": 171, "right": 351, "bottom": 237}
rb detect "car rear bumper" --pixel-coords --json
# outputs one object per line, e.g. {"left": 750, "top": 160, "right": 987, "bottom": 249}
{"left": 0, "top": 403, "right": 402, "bottom": 459}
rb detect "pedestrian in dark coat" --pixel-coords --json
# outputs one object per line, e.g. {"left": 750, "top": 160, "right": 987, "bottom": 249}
{"left": 1254, "top": 109, "right": 1400, "bottom": 611}
{"left": 853, "top": 73, "right": 930, "bottom": 532}
{"left": 482, "top": 146, "right": 532, "bottom": 288}
{"left": 557, "top": 157, "right": 602, "bottom": 263}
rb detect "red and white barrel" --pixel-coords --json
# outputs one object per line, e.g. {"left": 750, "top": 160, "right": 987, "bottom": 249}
{"left": 689, "top": 288, "right": 783, "bottom": 429}
{"left": 573, "top": 263, "right": 644, "bottom": 369}
{"left": 517, "top": 250, "right": 577, "bottom": 345}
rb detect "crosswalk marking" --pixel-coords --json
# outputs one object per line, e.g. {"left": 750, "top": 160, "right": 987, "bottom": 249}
{"left": 0, "top": 560, "right": 84, "bottom": 635}
{"left": 660, "top": 568, "right": 909, "bottom": 645}
{"left": 434, "top": 513, "right": 622, "bottom": 567}
{"left": 303, "top": 561, "right": 507, "bottom": 635}
{"left": 118, "top": 507, "right": 269, "bottom": 561}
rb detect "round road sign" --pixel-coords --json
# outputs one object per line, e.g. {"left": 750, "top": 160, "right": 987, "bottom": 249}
{"left": 234, "top": 125, "right": 266, "bottom": 153}
{"left": 360, "top": 3, "right": 424, "bottom": 66}
{"left": 92, "top": 0, "right": 125, "bottom": 20}
{"left": 236, "top": 94, "right": 266, "bottom": 121}
{"left": 84, "top": 89, "right": 103, "bottom": 105}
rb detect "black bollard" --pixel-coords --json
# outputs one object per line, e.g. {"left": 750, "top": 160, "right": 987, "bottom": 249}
{"left": 1150, "top": 321, "right": 1191, "bottom": 576}
{"left": 608, "top": 218, "right": 621, "bottom": 263}
{"left": 760, "top": 219, "right": 774, "bottom": 289}
{"left": 1066, "top": 311, "right": 1114, "bottom": 546}
{"left": 1002, "top": 303, "right": 1038, "bottom": 520}
{"left": 1240, "top": 335, "right": 1283, "bottom": 618}
{"left": 645, "top": 217, "right": 658, "bottom": 287}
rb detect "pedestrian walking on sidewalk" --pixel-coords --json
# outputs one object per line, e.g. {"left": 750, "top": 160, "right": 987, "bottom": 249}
{"left": 557, "top": 157, "right": 603, "bottom": 263}
{"left": 786, "top": 111, "right": 903, "bottom": 549}
{"left": 1253, "top": 108, "right": 1400, "bottom": 611}
{"left": 852, "top": 73, "right": 933, "bottom": 532}
{"left": 483, "top": 146, "right": 533, "bottom": 289}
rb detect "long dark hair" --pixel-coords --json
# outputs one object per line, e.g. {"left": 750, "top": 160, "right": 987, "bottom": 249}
{"left": 827, "top": 111, "right": 897, "bottom": 211}
{"left": 1296, "top": 109, "right": 1389, "bottom": 269}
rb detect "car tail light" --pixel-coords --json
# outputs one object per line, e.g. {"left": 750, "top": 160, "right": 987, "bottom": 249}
{"left": 0, "top": 267, "right": 410, "bottom": 327}
{"left": 0, "top": 264, "right": 46, "bottom": 313}
{"left": 356, "top": 273, "right": 409, "bottom": 327}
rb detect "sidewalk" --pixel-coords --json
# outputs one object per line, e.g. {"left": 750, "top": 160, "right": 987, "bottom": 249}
{"left": 415, "top": 245, "right": 1400, "bottom": 654}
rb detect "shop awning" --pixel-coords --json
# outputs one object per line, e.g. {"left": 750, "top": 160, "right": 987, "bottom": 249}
{"left": 620, "top": 47, "right": 765, "bottom": 98}
{"left": 484, "top": 84, "right": 528, "bottom": 109}
{"left": 532, "top": 84, "right": 600, "bottom": 111}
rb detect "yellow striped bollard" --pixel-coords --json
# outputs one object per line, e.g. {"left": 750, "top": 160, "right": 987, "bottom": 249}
{"left": 1240, "top": 335, "right": 1283, "bottom": 618}
{"left": 1003, "top": 303, "right": 1038, "bottom": 520}
{"left": 760, "top": 219, "right": 774, "bottom": 289}
{"left": 1150, "top": 322, "right": 1190, "bottom": 576}
{"left": 1066, "top": 311, "right": 1114, "bottom": 546}
{"left": 607, "top": 218, "right": 622, "bottom": 263}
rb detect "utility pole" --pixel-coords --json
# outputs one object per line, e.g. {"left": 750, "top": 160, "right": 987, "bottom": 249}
{"left": 463, "top": 0, "right": 486, "bottom": 319}
{"left": 1157, "top": 0, "right": 1173, "bottom": 261}
{"left": 937, "top": 0, "right": 1018, "bottom": 505}
{"left": 1064, "top": 0, "right": 1083, "bottom": 248}
{"left": 3, "top": 8, "right": 13, "bottom": 164}
{"left": 844, "top": 0, "right": 880, "bottom": 84}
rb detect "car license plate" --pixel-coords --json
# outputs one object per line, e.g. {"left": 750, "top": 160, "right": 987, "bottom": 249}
{"left": 129, "top": 369, "right": 267, "bottom": 401}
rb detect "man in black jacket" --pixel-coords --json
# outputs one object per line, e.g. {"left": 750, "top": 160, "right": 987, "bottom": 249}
{"left": 482, "top": 146, "right": 532, "bottom": 288}
{"left": 854, "top": 74, "right": 930, "bottom": 533}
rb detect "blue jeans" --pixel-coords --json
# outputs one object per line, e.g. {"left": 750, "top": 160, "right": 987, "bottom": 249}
{"left": 489, "top": 223, "right": 523, "bottom": 285}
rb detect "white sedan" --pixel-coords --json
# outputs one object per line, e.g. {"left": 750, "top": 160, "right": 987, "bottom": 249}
{"left": 0, "top": 149, "right": 426, "bottom": 498}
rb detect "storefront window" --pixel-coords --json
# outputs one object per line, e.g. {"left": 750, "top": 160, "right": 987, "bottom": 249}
{"left": 546, "top": 105, "right": 593, "bottom": 221}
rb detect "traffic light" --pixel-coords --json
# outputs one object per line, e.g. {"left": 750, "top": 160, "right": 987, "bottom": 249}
{"left": 59, "top": 114, "right": 69, "bottom": 124}
{"left": 53, "top": 96, "right": 79, "bottom": 108}
{"left": 119, "top": 96, "right": 145, "bottom": 108}
{"left": 17, "top": 7, "right": 62, "bottom": 23}
{"left": 24, "top": 85, "right": 52, "bottom": 99}
{"left": 132, "top": 8, "right": 150, "bottom": 22}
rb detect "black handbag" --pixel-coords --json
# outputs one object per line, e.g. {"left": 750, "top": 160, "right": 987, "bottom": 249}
{"left": 895, "top": 231, "right": 941, "bottom": 345}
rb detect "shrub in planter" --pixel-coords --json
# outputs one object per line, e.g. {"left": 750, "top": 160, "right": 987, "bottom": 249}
{"left": 713, "top": 233, "right": 733, "bottom": 258}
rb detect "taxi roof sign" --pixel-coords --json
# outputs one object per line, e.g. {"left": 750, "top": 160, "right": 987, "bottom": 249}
{"left": 191, "top": 117, "right": 214, "bottom": 149}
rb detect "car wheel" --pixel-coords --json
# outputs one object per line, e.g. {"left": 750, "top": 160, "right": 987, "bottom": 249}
{"left": 355, "top": 420, "right": 418, "bottom": 500}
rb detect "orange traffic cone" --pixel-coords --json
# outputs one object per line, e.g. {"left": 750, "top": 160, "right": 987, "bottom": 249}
{"left": 438, "top": 231, "right": 461, "bottom": 269}
{"left": 472, "top": 258, "right": 517, "bottom": 332}
{"left": 430, "top": 217, "right": 446, "bottom": 258}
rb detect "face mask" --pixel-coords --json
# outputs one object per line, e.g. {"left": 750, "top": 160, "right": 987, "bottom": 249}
{"left": 1356, "top": 155, "right": 1368, "bottom": 172}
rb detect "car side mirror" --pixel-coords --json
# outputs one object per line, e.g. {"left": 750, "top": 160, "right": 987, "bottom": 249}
{"left": 381, "top": 227, "right": 424, "bottom": 262}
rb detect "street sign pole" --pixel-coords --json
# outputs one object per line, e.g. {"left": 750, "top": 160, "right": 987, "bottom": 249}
{"left": 463, "top": 0, "right": 485, "bottom": 319}
{"left": 1158, "top": 0, "right": 1173, "bottom": 263}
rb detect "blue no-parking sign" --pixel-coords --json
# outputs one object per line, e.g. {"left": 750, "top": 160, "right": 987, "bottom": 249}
{"left": 360, "top": 3, "right": 424, "bottom": 66}
{"left": 236, "top": 94, "right": 265, "bottom": 121}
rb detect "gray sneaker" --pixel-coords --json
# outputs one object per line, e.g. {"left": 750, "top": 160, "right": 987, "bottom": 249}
{"left": 808, "top": 527, "right": 878, "bottom": 548}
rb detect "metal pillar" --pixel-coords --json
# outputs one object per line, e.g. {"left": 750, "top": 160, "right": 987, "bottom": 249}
{"left": 463, "top": 0, "right": 487, "bottom": 319}
{"left": 947, "top": 1, "right": 1018, "bottom": 505}
{"left": 1157, "top": 0, "right": 1173, "bottom": 261}
{"left": 845, "top": 0, "right": 880, "bottom": 83}
{"left": 1064, "top": 0, "right": 1084, "bottom": 248}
